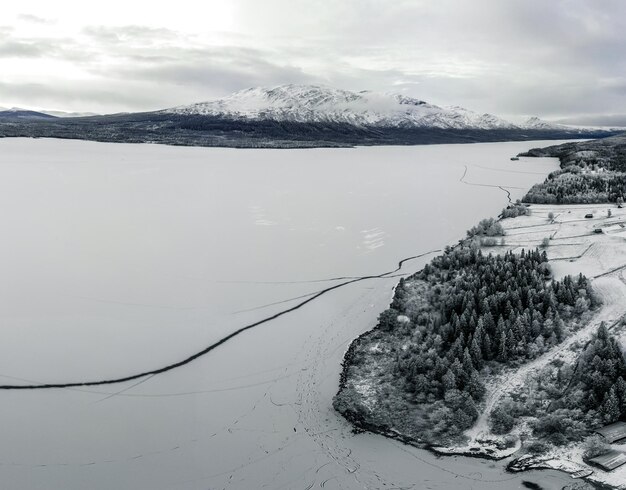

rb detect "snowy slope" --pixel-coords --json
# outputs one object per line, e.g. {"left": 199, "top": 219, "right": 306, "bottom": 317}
{"left": 165, "top": 84, "right": 523, "bottom": 130}
{"left": 519, "top": 116, "right": 569, "bottom": 130}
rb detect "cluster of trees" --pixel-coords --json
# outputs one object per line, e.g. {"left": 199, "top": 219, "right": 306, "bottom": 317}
{"left": 490, "top": 325, "right": 626, "bottom": 446}
{"left": 522, "top": 140, "right": 626, "bottom": 204}
{"left": 528, "top": 325, "right": 626, "bottom": 444}
{"left": 501, "top": 201, "right": 530, "bottom": 219}
{"left": 524, "top": 170, "right": 626, "bottom": 204}
{"left": 466, "top": 218, "right": 504, "bottom": 238}
{"left": 573, "top": 324, "right": 626, "bottom": 424}
{"left": 380, "top": 245, "right": 594, "bottom": 438}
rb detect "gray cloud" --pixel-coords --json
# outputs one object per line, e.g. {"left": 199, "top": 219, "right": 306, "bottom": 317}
{"left": 0, "top": 40, "right": 48, "bottom": 58}
{"left": 3, "top": 0, "right": 626, "bottom": 122}
{"left": 0, "top": 80, "right": 165, "bottom": 113}
{"left": 0, "top": 28, "right": 95, "bottom": 61}
{"left": 82, "top": 25, "right": 178, "bottom": 44}
{"left": 101, "top": 45, "right": 314, "bottom": 89}
{"left": 0, "top": 41, "right": 315, "bottom": 113}
{"left": 17, "top": 14, "right": 55, "bottom": 25}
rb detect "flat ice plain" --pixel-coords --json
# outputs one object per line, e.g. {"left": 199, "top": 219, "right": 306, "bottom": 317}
{"left": 0, "top": 138, "right": 580, "bottom": 489}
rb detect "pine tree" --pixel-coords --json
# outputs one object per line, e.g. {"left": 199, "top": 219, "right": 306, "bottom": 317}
{"left": 467, "top": 370, "right": 485, "bottom": 399}
{"left": 498, "top": 331, "right": 508, "bottom": 362}
{"left": 463, "top": 348, "right": 475, "bottom": 374}
{"left": 602, "top": 388, "right": 621, "bottom": 423}
{"left": 614, "top": 377, "right": 626, "bottom": 408}
{"left": 483, "top": 311, "right": 495, "bottom": 335}
{"left": 531, "top": 318, "right": 542, "bottom": 338}
{"left": 496, "top": 316, "right": 506, "bottom": 339}
{"left": 554, "top": 313, "right": 565, "bottom": 342}
{"left": 482, "top": 332, "right": 493, "bottom": 361}
{"left": 513, "top": 316, "right": 525, "bottom": 341}
{"left": 506, "top": 329, "right": 517, "bottom": 356}
{"left": 442, "top": 369, "right": 457, "bottom": 392}
{"left": 470, "top": 337, "right": 483, "bottom": 369}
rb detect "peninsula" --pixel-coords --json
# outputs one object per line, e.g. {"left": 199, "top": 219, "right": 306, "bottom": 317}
{"left": 335, "top": 134, "right": 626, "bottom": 489}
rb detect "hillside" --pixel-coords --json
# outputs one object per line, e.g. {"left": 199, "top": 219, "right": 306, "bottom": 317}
{"left": 0, "top": 109, "right": 58, "bottom": 121}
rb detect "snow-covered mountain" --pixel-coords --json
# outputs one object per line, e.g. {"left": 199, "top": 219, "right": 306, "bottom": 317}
{"left": 165, "top": 84, "right": 523, "bottom": 130}
{"left": 2, "top": 85, "right": 618, "bottom": 149}
{"left": 518, "top": 116, "right": 568, "bottom": 130}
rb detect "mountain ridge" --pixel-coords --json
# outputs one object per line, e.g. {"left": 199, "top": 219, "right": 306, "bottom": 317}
{"left": 0, "top": 84, "right": 622, "bottom": 148}
{"left": 164, "top": 84, "right": 550, "bottom": 131}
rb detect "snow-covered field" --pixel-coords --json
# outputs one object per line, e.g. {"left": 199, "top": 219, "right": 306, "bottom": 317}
{"left": 0, "top": 138, "right": 580, "bottom": 490}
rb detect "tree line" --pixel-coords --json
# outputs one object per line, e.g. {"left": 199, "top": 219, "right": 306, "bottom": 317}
{"left": 522, "top": 138, "right": 626, "bottom": 204}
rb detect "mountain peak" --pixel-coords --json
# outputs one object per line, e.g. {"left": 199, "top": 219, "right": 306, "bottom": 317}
{"left": 521, "top": 116, "right": 566, "bottom": 130}
{"left": 165, "top": 84, "right": 518, "bottom": 130}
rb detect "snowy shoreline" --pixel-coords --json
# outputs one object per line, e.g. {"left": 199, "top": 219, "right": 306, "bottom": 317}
{"left": 335, "top": 198, "right": 626, "bottom": 489}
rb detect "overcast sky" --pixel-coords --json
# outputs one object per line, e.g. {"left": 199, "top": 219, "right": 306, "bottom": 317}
{"left": 1, "top": 0, "right": 625, "bottom": 122}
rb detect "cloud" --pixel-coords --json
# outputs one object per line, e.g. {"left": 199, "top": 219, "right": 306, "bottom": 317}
{"left": 557, "top": 114, "right": 626, "bottom": 127}
{"left": 82, "top": 25, "right": 178, "bottom": 44}
{"left": 0, "top": 40, "right": 48, "bottom": 58}
{"left": 100, "top": 45, "right": 315, "bottom": 91}
{"left": 0, "top": 42, "right": 315, "bottom": 112}
{"left": 2, "top": 0, "right": 626, "bottom": 118}
{"left": 17, "top": 13, "right": 55, "bottom": 25}
{"left": 0, "top": 80, "right": 165, "bottom": 113}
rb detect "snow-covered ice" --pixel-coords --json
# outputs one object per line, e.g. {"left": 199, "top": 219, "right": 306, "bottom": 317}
{"left": 0, "top": 138, "right": 579, "bottom": 490}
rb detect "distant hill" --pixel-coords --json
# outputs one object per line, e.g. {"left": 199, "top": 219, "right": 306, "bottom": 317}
{"left": 0, "top": 85, "right": 622, "bottom": 148}
{"left": 42, "top": 110, "right": 100, "bottom": 118}
{"left": 0, "top": 109, "right": 58, "bottom": 121}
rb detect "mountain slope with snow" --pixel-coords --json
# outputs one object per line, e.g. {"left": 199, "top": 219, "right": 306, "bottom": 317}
{"left": 165, "top": 84, "right": 521, "bottom": 130}
{"left": 1, "top": 84, "right": 620, "bottom": 148}
{"left": 519, "top": 116, "right": 569, "bottom": 130}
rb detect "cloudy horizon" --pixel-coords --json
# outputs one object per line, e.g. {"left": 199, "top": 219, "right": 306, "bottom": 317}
{"left": 2, "top": 0, "right": 626, "bottom": 123}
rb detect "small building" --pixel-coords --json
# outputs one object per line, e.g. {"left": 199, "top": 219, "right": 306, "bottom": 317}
{"left": 594, "top": 228, "right": 604, "bottom": 234}
{"left": 510, "top": 157, "right": 520, "bottom": 161}
{"left": 585, "top": 213, "right": 594, "bottom": 219}
{"left": 588, "top": 450, "right": 626, "bottom": 472}
{"left": 595, "top": 421, "right": 626, "bottom": 443}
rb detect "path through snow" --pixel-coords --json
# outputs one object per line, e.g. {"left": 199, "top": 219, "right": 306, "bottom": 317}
{"left": 465, "top": 275, "right": 626, "bottom": 443}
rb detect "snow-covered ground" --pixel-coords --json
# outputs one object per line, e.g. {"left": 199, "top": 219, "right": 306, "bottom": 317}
{"left": 0, "top": 138, "right": 580, "bottom": 490}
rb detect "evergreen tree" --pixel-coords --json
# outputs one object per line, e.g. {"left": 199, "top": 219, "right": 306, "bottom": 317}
{"left": 470, "top": 337, "right": 483, "bottom": 368}
{"left": 498, "top": 331, "right": 508, "bottom": 362}
{"left": 506, "top": 329, "right": 516, "bottom": 355}
{"left": 602, "top": 388, "right": 621, "bottom": 423}
{"left": 615, "top": 377, "right": 626, "bottom": 406}
{"left": 463, "top": 348, "right": 475, "bottom": 374}
{"left": 442, "top": 369, "right": 457, "bottom": 392}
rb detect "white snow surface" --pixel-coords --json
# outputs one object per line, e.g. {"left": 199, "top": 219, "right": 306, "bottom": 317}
{"left": 165, "top": 84, "right": 538, "bottom": 130}
{"left": 0, "top": 139, "right": 576, "bottom": 490}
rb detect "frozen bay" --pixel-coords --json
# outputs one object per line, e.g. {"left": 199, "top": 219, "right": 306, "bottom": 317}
{"left": 0, "top": 138, "right": 579, "bottom": 489}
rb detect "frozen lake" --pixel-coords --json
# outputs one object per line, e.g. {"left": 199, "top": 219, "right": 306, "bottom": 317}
{"left": 0, "top": 138, "right": 579, "bottom": 489}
